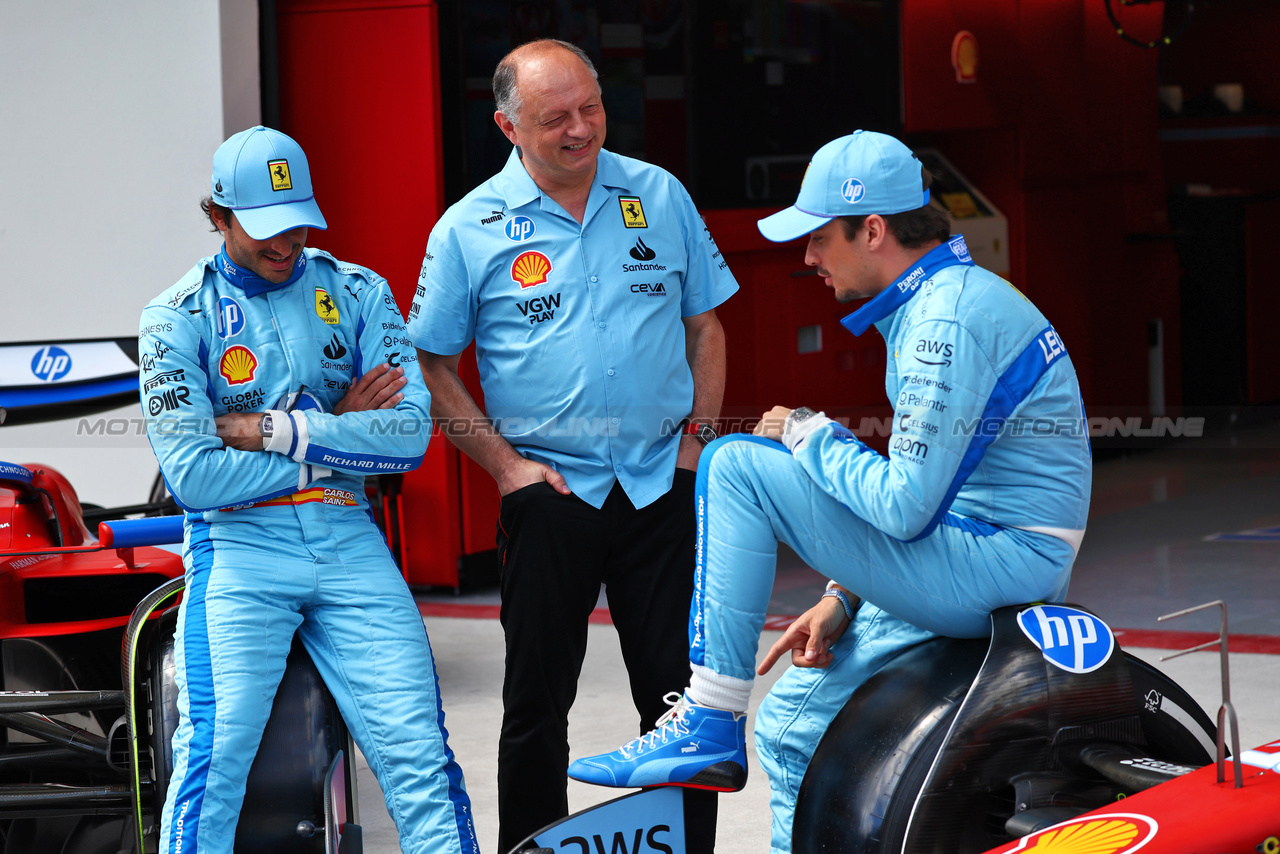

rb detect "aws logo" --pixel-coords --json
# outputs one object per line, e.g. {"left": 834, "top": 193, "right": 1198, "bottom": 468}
{"left": 914, "top": 339, "right": 953, "bottom": 367}
{"left": 1017, "top": 605, "right": 1114, "bottom": 674}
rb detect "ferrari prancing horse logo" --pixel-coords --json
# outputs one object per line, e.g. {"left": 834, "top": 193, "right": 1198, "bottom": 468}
{"left": 619, "top": 196, "right": 647, "bottom": 228}
{"left": 269, "top": 159, "right": 292, "bottom": 191}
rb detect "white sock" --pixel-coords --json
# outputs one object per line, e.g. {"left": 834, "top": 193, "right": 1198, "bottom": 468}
{"left": 688, "top": 663, "right": 752, "bottom": 713}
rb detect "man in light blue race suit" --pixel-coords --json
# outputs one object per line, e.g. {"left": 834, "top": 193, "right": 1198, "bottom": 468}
{"left": 139, "top": 126, "right": 478, "bottom": 854}
{"left": 568, "top": 131, "right": 1092, "bottom": 854}
{"left": 410, "top": 39, "right": 736, "bottom": 854}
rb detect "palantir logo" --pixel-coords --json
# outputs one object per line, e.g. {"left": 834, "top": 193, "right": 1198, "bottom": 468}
{"left": 30, "top": 346, "right": 72, "bottom": 382}
{"left": 505, "top": 215, "right": 536, "bottom": 242}
{"left": 1017, "top": 604, "right": 1114, "bottom": 674}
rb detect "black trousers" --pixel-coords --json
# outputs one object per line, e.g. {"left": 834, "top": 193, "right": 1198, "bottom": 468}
{"left": 495, "top": 470, "right": 717, "bottom": 853}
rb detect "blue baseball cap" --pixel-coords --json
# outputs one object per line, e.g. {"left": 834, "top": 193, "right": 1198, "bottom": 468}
{"left": 210, "top": 126, "right": 327, "bottom": 240}
{"left": 757, "top": 131, "right": 929, "bottom": 242}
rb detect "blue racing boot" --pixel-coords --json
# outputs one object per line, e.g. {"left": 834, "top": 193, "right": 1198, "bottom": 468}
{"left": 568, "top": 693, "right": 748, "bottom": 791}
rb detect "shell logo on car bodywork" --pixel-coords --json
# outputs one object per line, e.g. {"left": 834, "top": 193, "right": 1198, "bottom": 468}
{"left": 219, "top": 345, "right": 258, "bottom": 385}
{"left": 1003, "top": 815, "right": 1157, "bottom": 854}
{"left": 511, "top": 251, "right": 552, "bottom": 288}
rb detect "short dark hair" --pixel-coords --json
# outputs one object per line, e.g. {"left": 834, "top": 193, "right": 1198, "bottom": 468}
{"left": 200, "top": 196, "right": 233, "bottom": 233}
{"left": 837, "top": 167, "right": 951, "bottom": 248}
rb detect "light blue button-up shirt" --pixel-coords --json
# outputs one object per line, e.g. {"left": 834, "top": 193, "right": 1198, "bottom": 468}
{"left": 408, "top": 148, "right": 738, "bottom": 509}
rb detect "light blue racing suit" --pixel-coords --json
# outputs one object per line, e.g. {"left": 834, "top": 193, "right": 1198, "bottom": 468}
{"left": 688, "top": 236, "right": 1091, "bottom": 853}
{"left": 139, "top": 248, "right": 477, "bottom": 854}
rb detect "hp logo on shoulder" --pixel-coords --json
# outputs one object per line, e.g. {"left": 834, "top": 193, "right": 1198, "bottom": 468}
{"left": 1017, "top": 604, "right": 1114, "bottom": 674}
{"left": 31, "top": 346, "right": 72, "bottom": 382}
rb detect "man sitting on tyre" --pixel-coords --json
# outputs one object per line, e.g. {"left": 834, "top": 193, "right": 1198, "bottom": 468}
{"left": 567, "top": 130, "right": 1092, "bottom": 854}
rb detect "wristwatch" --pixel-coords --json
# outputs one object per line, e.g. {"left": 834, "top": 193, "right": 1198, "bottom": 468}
{"left": 787, "top": 407, "right": 818, "bottom": 428}
{"left": 260, "top": 413, "right": 274, "bottom": 445}
{"left": 683, "top": 420, "right": 719, "bottom": 447}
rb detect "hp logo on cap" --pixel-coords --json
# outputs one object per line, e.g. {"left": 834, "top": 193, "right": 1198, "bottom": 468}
{"left": 1017, "top": 605, "right": 1115, "bottom": 674}
{"left": 841, "top": 179, "right": 866, "bottom": 204}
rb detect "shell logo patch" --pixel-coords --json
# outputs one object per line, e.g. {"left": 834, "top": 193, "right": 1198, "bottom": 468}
{"left": 619, "top": 196, "right": 647, "bottom": 228}
{"left": 269, "top": 159, "right": 292, "bottom": 191}
{"left": 315, "top": 288, "right": 339, "bottom": 324}
{"left": 219, "top": 345, "right": 258, "bottom": 385}
{"left": 511, "top": 251, "right": 552, "bottom": 288}
{"left": 1005, "top": 815, "right": 1156, "bottom": 854}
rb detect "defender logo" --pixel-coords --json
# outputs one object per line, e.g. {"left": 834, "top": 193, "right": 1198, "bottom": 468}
{"left": 30, "top": 346, "right": 72, "bottom": 382}
{"left": 1017, "top": 605, "right": 1114, "bottom": 674}
{"left": 269, "top": 159, "right": 292, "bottom": 191}
{"left": 629, "top": 238, "right": 656, "bottom": 261}
{"left": 619, "top": 195, "right": 647, "bottom": 228}
{"left": 217, "top": 296, "right": 245, "bottom": 339}
{"left": 505, "top": 215, "right": 536, "bottom": 242}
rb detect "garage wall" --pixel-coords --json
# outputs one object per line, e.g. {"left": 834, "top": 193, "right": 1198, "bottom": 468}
{"left": 1, "top": 0, "right": 259, "bottom": 506}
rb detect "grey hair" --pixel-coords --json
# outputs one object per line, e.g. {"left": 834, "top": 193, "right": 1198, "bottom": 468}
{"left": 493, "top": 39, "right": 599, "bottom": 126}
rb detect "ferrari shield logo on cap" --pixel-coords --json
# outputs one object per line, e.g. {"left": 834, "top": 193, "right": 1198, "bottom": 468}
{"left": 1017, "top": 605, "right": 1114, "bottom": 674}
{"left": 219, "top": 345, "right": 258, "bottom": 385}
{"left": 511, "top": 251, "right": 552, "bottom": 288}
{"left": 619, "top": 196, "right": 648, "bottom": 228}
{"left": 269, "top": 159, "right": 293, "bottom": 191}
{"left": 315, "top": 288, "right": 339, "bottom": 324}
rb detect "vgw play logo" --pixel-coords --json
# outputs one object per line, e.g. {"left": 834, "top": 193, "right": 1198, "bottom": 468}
{"left": 1017, "top": 604, "right": 1114, "bottom": 674}
{"left": 30, "top": 346, "right": 72, "bottom": 382}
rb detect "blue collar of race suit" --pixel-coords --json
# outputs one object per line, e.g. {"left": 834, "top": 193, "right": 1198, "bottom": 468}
{"left": 840, "top": 236, "right": 976, "bottom": 337}
{"left": 215, "top": 247, "right": 308, "bottom": 297}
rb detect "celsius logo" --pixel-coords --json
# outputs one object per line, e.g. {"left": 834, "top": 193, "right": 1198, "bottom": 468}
{"left": 629, "top": 238, "right": 656, "bottom": 261}
{"left": 323, "top": 334, "right": 347, "bottom": 360}
{"left": 217, "top": 296, "right": 245, "bottom": 339}
{"left": 1017, "top": 605, "right": 1115, "bottom": 674}
{"left": 841, "top": 178, "right": 866, "bottom": 204}
{"left": 30, "top": 346, "right": 72, "bottom": 382}
{"left": 505, "top": 215, "right": 536, "bottom": 242}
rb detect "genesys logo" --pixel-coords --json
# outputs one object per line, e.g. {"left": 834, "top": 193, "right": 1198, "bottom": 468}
{"left": 505, "top": 215, "right": 536, "bottom": 242}
{"left": 1017, "top": 604, "right": 1114, "bottom": 674}
{"left": 30, "top": 346, "right": 72, "bottom": 382}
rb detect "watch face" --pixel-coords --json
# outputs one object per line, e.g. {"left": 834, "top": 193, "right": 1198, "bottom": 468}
{"left": 790, "top": 407, "right": 817, "bottom": 423}
{"left": 260, "top": 414, "right": 274, "bottom": 436}
{"left": 695, "top": 423, "right": 718, "bottom": 446}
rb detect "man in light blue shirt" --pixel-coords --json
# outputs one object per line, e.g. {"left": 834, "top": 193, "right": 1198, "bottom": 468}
{"left": 409, "top": 39, "right": 737, "bottom": 853}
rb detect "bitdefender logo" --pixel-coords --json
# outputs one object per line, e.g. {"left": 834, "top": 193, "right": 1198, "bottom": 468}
{"left": 629, "top": 238, "right": 656, "bottom": 261}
